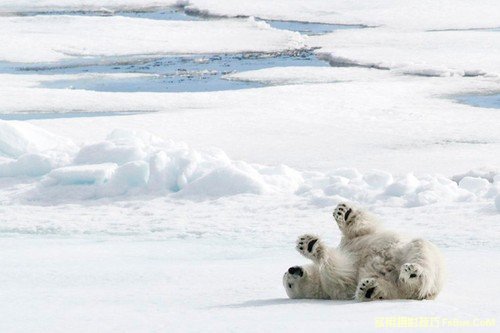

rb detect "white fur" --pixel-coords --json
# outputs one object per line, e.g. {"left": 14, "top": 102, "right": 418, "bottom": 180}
{"left": 283, "top": 203, "right": 445, "bottom": 301}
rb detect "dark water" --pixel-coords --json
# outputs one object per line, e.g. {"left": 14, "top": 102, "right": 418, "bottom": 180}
{"left": 17, "top": 8, "right": 199, "bottom": 21}
{"left": 116, "top": 8, "right": 201, "bottom": 21}
{"left": 456, "top": 94, "right": 500, "bottom": 109}
{"left": 6, "top": 50, "right": 327, "bottom": 93}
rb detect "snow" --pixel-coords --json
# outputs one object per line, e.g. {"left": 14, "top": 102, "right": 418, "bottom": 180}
{"left": 6, "top": 71, "right": 499, "bottom": 176}
{"left": 452, "top": 167, "right": 500, "bottom": 183}
{"left": 0, "top": 153, "right": 52, "bottom": 177}
{"left": 186, "top": 0, "right": 500, "bottom": 31}
{"left": 224, "top": 66, "right": 387, "bottom": 85}
{"left": 384, "top": 174, "right": 420, "bottom": 197}
{"left": 107, "top": 161, "right": 150, "bottom": 194}
{"left": 179, "top": 165, "right": 267, "bottom": 198}
{"left": 311, "top": 29, "right": 500, "bottom": 77}
{"left": 458, "top": 177, "right": 491, "bottom": 195}
{"left": 0, "top": 202, "right": 499, "bottom": 332}
{"left": 3, "top": 0, "right": 500, "bottom": 31}
{"left": 0, "top": 15, "right": 304, "bottom": 63}
{"left": 46, "top": 163, "right": 117, "bottom": 185}
{"left": 0, "top": 1, "right": 499, "bottom": 332}
{"left": 74, "top": 141, "right": 147, "bottom": 166}
{"left": 0, "top": 120, "right": 75, "bottom": 158}
{"left": 1, "top": 236, "right": 498, "bottom": 332}
{"left": 0, "top": 0, "right": 180, "bottom": 13}
{"left": 363, "top": 170, "right": 393, "bottom": 189}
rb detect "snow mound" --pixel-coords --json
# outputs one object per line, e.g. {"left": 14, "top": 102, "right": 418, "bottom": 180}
{"left": 178, "top": 165, "right": 267, "bottom": 198}
{"left": 363, "top": 170, "right": 393, "bottom": 189}
{"left": 0, "top": 122, "right": 497, "bottom": 210}
{"left": 458, "top": 176, "right": 491, "bottom": 195}
{"left": 74, "top": 141, "right": 146, "bottom": 166}
{"left": 0, "top": 120, "right": 75, "bottom": 158}
{"left": 0, "top": 153, "right": 53, "bottom": 177}
{"left": 104, "top": 161, "right": 150, "bottom": 196}
{"left": 16, "top": 126, "right": 303, "bottom": 201}
{"left": 384, "top": 173, "right": 420, "bottom": 197}
{"left": 45, "top": 164, "right": 118, "bottom": 186}
{"left": 452, "top": 167, "right": 500, "bottom": 183}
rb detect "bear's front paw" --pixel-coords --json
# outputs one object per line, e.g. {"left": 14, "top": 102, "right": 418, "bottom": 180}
{"left": 333, "top": 202, "right": 356, "bottom": 226}
{"left": 296, "top": 234, "right": 324, "bottom": 262}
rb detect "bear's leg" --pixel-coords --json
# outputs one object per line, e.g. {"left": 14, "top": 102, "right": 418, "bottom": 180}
{"left": 295, "top": 234, "right": 325, "bottom": 264}
{"left": 296, "top": 234, "right": 357, "bottom": 299}
{"left": 333, "top": 202, "right": 378, "bottom": 239}
{"left": 283, "top": 264, "right": 329, "bottom": 299}
{"left": 397, "top": 239, "right": 445, "bottom": 300}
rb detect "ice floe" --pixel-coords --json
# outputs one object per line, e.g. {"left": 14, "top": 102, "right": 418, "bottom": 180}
{"left": 0, "top": 15, "right": 304, "bottom": 63}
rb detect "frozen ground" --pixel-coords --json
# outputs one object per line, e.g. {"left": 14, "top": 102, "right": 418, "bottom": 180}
{"left": 0, "top": 1, "right": 499, "bottom": 332}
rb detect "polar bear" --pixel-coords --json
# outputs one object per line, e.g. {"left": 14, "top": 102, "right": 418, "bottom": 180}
{"left": 283, "top": 202, "right": 445, "bottom": 301}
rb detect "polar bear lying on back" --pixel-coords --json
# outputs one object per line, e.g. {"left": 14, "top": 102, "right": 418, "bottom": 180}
{"left": 283, "top": 202, "right": 445, "bottom": 301}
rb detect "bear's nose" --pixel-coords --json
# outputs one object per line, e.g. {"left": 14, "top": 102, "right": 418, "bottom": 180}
{"left": 288, "top": 266, "right": 303, "bottom": 276}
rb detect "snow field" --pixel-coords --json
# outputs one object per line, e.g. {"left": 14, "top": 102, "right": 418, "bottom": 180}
{"left": 0, "top": 235, "right": 498, "bottom": 332}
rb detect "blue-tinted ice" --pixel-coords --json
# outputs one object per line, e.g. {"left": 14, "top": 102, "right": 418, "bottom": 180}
{"left": 261, "top": 19, "right": 364, "bottom": 35}
{"left": 456, "top": 94, "right": 500, "bottom": 109}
